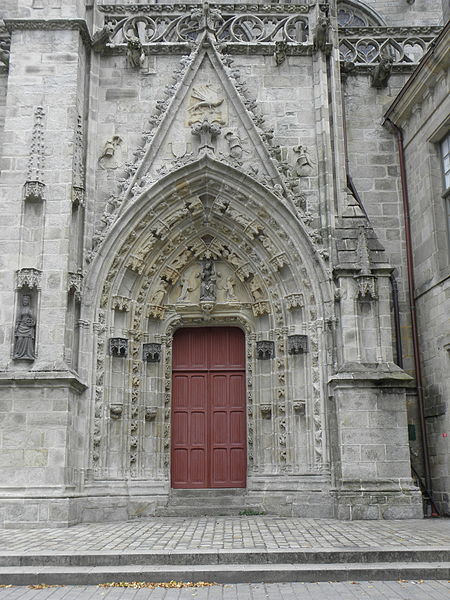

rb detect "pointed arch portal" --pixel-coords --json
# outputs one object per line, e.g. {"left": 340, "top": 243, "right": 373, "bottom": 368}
{"left": 83, "top": 156, "right": 333, "bottom": 492}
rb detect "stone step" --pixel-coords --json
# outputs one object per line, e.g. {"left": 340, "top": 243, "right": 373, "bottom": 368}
{"left": 1, "top": 548, "right": 448, "bottom": 567}
{"left": 170, "top": 489, "right": 246, "bottom": 498}
{"left": 156, "top": 506, "right": 264, "bottom": 517}
{"left": 0, "top": 561, "right": 449, "bottom": 586}
{"left": 164, "top": 497, "right": 251, "bottom": 507}
{"left": 158, "top": 489, "right": 263, "bottom": 516}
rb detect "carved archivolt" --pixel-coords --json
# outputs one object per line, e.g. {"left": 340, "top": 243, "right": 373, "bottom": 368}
{"left": 85, "top": 165, "right": 332, "bottom": 479}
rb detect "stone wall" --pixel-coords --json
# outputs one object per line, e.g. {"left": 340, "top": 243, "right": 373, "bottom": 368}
{"left": 343, "top": 72, "right": 414, "bottom": 371}
{"left": 385, "top": 23, "right": 450, "bottom": 515}
{"left": 403, "top": 75, "right": 449, "bottom": 515}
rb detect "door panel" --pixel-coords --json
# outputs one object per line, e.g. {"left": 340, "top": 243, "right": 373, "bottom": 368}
{"left": 172, "top": 371, "right": 208, "bottom": 488}
{"left": 171, "top": 327, "right": 246, "bottom": 489}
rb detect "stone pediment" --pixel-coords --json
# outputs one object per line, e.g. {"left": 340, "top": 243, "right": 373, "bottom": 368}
{"left": 122, "top": 37, "right": 286, "bottom": 207}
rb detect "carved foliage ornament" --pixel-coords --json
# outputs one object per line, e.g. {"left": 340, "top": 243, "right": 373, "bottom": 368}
{"left": 256, "top": 340, "right": 275, "bottom": 360}
{"left": 143, "top": 342, "right": 162, "bottom": 363}
{"left": 109, "top": 337, "right": 128, "bottom": 357}
{"left": 24, "top": 106, "right": 46, "bottom": 202}
{"left": 72, "top": 114, "right": 85, "bottom": 206}
{"left": 287, "top": 334, "right": 308, "bottom": 355}
{"left": 16, "top": 268, "right": 42, "bottom": 290}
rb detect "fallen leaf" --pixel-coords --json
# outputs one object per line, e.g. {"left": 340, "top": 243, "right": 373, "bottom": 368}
{"left": 29, "top": 585, "right": 62, "bottom": 590}
{"left": 98, "top": 581, "right": 217, "bottom": 589}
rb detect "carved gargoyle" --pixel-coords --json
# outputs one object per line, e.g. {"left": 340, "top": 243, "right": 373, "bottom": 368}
{"left": 274, "top": 41, "right": 288, "bottom": 66}
{"left": 340, "top": 60, "right": 356, "bottom": 82}
{"left": 126, "top": 32, "right": 145, "bottom": 69}
{"left": 92, "top": 22, "right": 115, "bottom": 53}
{"left": 371, "top": 56, "right": 394, "bottom": 89}
{"left": 313, "top": 15, "right": 332, "bottom": 56}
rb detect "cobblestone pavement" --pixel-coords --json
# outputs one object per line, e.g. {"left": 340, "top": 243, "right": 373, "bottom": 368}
{"left": 0, "top": 517, "right": 449, "bottom": 553}
{"left": 0, "top": 582, "right": 450, "bottom": 599}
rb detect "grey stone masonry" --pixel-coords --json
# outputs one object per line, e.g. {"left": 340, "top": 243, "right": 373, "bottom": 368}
{"left": 0, "top": 0, "right": 447, "bottom": 526}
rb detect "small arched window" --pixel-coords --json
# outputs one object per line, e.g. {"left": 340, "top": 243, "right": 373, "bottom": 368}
{"left": 337, "top": 1, "right": 386, "bottom": 27}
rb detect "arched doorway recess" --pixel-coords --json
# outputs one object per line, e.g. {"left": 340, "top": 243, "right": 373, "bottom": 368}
{"left": 81, "top": 158, "right": 335, "bottom": 515}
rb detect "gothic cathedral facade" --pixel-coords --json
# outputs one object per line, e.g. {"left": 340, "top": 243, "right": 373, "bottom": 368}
{"left": 0, "top": 0, "right": 448, "bottom": 527}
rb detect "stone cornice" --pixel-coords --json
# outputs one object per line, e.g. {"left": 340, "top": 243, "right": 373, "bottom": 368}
{"left": 4, "top": 18, "right": 91, "bottom": 48}
{"left": 0, "top": 371, "right": 88, "bottom": 393}
{"left": 339, "top": 25, "right": 442, "bottom": 38}
{"left": 98, "top": 2, "right": 313, "bottom": 15}
{"left": 383, "top": 21, "right": 450, "bottom": 126}
{"left": 329, "top": 362, "right": 414, "bottom": 386}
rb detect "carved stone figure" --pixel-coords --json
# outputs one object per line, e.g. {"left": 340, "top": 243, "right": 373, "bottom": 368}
{"left": 171, "top": 250, "right": 192, "bottom": 271}
{"left": 274, "top": 41, "right": 288, "bottom": 66}
{"left": 187, "top": 84, "right": 225, "bottom": 125}
{"left": 199, "top": 260, "right": 216, "bottom": 302}
{"left": 151, "top": 279, "right": 169, "bottom": 306}
{"left": 293, "top": 145, "right": 314, "bottom": 176}
{"left": 225, "top": 131, "right": 243, "bottom": 160}
{"left": 313, "top": 15, "right": 331, "bottom": 55}
{"left": 13, "top": 295, "right": 36, "bottom": 360}
{"left": 371, "top": 56, "right": 394, "bottom": 89}
{"left": 191, "top": 119, "right": 222, "bottom": 153}
{"left": 126, "top": 32, "right": 145, "bottom": 69}
{"left": 177, "top": 276, "right": 194, "bottom": 303}
{"left": 0, "top": 41, "right": 10, "bottom": 68}
{"left": 223, "top": 276, "right": 237, "bottom": 301}
{"left": 92, "top": 21, "right": 115, "bottom": 53}
{"left": 249, "top": 275, "right": 264, "bottom": 301}
{"left": 98, "top": 136, "right": 122, "bottom": 169}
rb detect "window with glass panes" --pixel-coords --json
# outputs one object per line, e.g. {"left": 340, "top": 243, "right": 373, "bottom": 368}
{"left": 441, "top": 134, "right": 450, "bottom": 255}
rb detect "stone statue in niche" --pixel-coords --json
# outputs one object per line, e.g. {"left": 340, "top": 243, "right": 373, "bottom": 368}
{"left": 151, "top": 279, "right": 169, "bottom": 306}
{"left": 199, "top": 260, "right": 216, "bottom": 302}
{"left": 98, "top": 136, "right": 122, "bottom": 170}
{"left": 13, "top": 294, "right": 36, "bottom": 360}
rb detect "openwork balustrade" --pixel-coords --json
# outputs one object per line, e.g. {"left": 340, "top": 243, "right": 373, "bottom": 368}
{"left": 105, "top": 12, "right": 310, "bottom": 47}
{"left": 339, "top": 26, "right": 442, "bottom": 66}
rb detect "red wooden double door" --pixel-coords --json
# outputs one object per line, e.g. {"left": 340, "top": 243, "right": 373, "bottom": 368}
{"left": 171, "top": 327, "right": 247, "bottom": 488}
